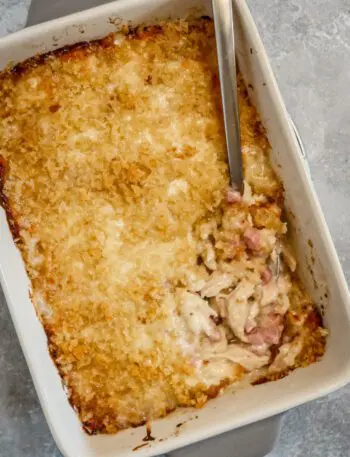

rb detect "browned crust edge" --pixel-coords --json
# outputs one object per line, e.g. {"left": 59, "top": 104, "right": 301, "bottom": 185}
{"left": 0, "top": 155, "right": 21, "bottom": 241}
{"left": 0, "top": 17, "right": 213, "bottom": 82}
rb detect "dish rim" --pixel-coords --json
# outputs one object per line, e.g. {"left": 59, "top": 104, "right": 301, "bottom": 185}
{"left": 1, "top": 1, "right": 350, "bottom": 456}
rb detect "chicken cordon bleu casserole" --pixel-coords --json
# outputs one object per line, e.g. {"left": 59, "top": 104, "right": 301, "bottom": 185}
{"left": 0, "top": 18, "right": 326, "bottom": 434}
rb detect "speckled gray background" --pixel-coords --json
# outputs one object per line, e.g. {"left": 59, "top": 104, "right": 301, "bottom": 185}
{"left": 0, "top": 1, "right": 350, "bottom": 456}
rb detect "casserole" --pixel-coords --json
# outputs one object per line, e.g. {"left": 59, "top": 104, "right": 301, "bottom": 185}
{"left": 0, "top": 0, "right": 350, "bottom": 456}
{"left": 0, "top": 13, "right": 328, "bottom": 434}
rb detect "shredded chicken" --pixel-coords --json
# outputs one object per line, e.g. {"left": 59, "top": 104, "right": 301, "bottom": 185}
{"left": 261, "top": 275, "right": 291, "bottom": 308}
{"left": 207, "top": 344, "right": 270, "bottom": 371}
{"left": 179, "top": 290, "right": 221, "bottom": 341}
{"left": 244, "top": 301, "right": 260, "bottom": 333}
{"left": 227, "top": 279, "right": 256, "bottom": 342}
{"left": 203, "top": 241, "right": 217, "bottom": 270}
{"left": 200, "top": 272, "right": 234, "bottom": 298}
{"left": 185, "top": 268, "right": 209, "bottom": 292}
{"left": 269, "top": 337, "right": 303, "bottom": 373}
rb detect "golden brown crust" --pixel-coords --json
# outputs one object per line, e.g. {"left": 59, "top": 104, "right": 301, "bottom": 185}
{"left": 3, "top": 36, "right": 115, "bottom": 81}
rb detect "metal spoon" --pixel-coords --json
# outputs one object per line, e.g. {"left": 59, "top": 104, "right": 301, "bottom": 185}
{"left": 212, "top": 0, "right": 243, "bottom": 190}
{"left": 213, "top": 1, "right": 282, "bottom": 280}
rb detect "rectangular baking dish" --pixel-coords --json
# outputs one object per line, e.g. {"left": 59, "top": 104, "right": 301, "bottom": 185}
{"left": 0, "top": 1, "right": 350, "bottom": 456}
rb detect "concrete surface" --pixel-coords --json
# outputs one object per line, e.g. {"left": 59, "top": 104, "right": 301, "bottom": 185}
{"left": 0, "top": 1, "right": 350, "bottom": 456}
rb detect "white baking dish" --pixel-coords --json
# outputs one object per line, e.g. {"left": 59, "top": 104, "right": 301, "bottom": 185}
{"left": 1, "top": 1, "right": 350, "bottom": 456}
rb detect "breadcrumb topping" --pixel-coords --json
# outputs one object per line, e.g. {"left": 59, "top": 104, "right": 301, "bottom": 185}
{"left": 0, "top": 18, "right": 326, "bottom": 434}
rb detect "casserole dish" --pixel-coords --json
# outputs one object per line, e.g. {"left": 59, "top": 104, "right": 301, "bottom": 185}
{"left": 0, "top": 0, "right": 349, "bottom": 456}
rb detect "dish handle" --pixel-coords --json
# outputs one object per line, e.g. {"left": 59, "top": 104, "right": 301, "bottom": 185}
{"left": 164, "top": 414, "right": 282, "bottom": 457}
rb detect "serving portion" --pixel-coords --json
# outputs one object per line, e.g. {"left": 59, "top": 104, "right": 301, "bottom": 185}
{"left": 0, "top": 18, "right": 326, "bottom": 434}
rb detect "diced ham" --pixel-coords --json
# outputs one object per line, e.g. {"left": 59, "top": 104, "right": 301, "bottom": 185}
{"left": 261, "top": 266, "right": 273, "bottom": 284}
{"left": 246, "top": 313, "right": 284, "bottom": 346}
{"left": 246, "top": 330, "right": 266, "bottom": 347}
{"left": 260, "top": 312, "right": 283, "bottom": 329}
{"left": 248, "top": 322, "right": 283, "bottom": 346}
{"left": 243, "top": 227, "right": 261, "bottom": 251}
{"left": 227, "top": 187, "right": 242, "bottom": 203}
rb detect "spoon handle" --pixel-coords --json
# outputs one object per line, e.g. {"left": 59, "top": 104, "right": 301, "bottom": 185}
{"left": 212, "top": 0, "right": 243, "bottom": 189}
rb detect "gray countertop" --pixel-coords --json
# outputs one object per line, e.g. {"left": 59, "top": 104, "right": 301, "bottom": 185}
{"left": 1, "top": 1, "right": 350, "bottom": 456}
